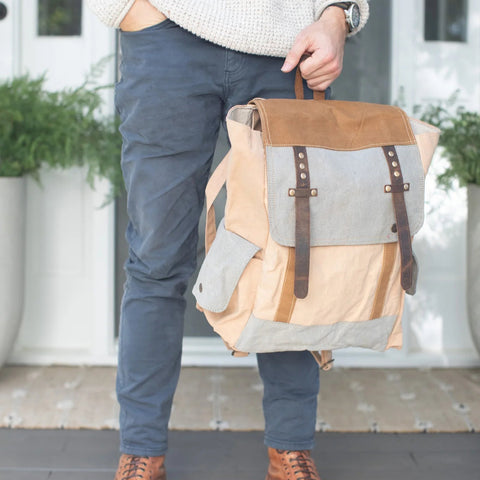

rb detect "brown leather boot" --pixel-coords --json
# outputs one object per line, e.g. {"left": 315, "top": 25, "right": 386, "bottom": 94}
{"left": 265, "top": 448, "right": 321, "bottom": 480}
{"left": 114, "top": 454, "right": 166, "bottom": 480}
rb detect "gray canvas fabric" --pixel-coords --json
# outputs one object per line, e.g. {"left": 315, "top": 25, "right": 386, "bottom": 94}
{"left": 234, "top": 314, "right": 397, "bottom": 353}
{"left": 266, "top": 144, "right": 425, "bottom": 247}
{"left": 193, "top": 220, "right": 260, "bottom": 313}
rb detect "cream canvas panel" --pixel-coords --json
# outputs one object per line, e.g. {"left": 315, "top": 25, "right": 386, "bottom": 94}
{"left": 194, "top": 102, "right": 440, "bottom": 356}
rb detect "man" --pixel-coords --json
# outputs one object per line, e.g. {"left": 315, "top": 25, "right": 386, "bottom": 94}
{"left": 87, "top": 1, "right": 369, "bottom": 479}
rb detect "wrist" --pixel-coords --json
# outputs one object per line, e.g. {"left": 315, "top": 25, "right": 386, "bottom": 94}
{"left": 319, "top": 5, "right": 349, "bottom": 36}
{"left": 322, "top": 2, "right": 361, "bottom": 34}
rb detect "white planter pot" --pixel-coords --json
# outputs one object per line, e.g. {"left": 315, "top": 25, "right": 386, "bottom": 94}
{"left": 467, "top": 183, "right": 480, "bottom": 355}
{"left": 0, "top": 177, "right": 26, "bottom": 367}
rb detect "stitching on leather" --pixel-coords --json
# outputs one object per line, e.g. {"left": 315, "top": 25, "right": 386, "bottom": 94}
{"left": 397, "top": 106, "right": 416, "bottom": 144}
{"left": 261, "top": 141, "right": 416, "bottom": 149}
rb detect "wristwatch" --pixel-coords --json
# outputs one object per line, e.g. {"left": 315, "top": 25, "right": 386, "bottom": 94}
{"left": 328, "top": 2, "right": 361, "bottom": 33}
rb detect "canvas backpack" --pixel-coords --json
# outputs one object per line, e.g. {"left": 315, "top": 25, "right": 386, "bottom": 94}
{"left": 193, "top": 73, "right": 440, "bottom": 370}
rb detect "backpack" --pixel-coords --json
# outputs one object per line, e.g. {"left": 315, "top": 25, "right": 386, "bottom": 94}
{"left": 193, "top": 72, "right": 440, "bottom": 370}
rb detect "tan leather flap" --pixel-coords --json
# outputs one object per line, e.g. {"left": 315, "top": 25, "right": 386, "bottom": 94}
{"left": 249, "top": 98, "right": 416, "bottom": 150}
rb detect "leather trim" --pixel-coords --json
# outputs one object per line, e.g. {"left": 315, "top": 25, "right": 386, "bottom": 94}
{"left": 274, "top": 248, "right": 297, "bottom": 323}
{"left": 382, "top": 146, "right": 414, "bottom": 291}
{"left": 250, "top": 98, "right": 416, "bottom": 150}
{"left": 370, "top": 242, "right": 397, "bottom": 319}
{"left": 294, "top": 68, "right": 325, "bottom": 101}
{"left": 292, "top": 146, "right": 312, "bottom": 299}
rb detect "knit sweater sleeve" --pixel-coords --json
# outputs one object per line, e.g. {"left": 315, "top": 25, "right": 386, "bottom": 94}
{"left": 86, "top": 0, "right": 136, "bottom": 28}
{"left": 315, "top": 0, "right": 369, "bottom": 36}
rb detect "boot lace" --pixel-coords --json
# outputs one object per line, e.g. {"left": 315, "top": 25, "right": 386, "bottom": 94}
{"left": 283, "top": 450, "right": 319, "bottom": 480}
{"left": 121, "top": 455, "right": 149, "bottom": 480}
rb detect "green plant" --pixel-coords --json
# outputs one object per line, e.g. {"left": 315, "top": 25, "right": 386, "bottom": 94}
{"left": 0, "top": 72, "right": 123, "bottom": 201}
{"left": 418, "top": 94, "right": 480, "bottom": 187}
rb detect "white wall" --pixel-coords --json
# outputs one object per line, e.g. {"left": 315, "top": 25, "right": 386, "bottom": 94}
{"left": 385, "top": 0, "right": 480, "bottom": 367}
{"left": 8, "top": 4, "right": 117, "bottom": 365}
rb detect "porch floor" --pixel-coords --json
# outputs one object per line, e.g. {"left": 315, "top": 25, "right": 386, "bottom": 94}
{"left": 1, "top": 365, "right": 479, "bottom": 432}
{"left": 1, "top": 429, "right": 479, "bottom": 480}
{"left": 1, "top": 366, "right": 480, "bottom": 479}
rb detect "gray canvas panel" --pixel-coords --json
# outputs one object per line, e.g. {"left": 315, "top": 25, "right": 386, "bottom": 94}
{"left": 193, "top": 219, "right": 260, "bottom": 313}
{"left": 234, "top": 314, "right": 397, "bottom": 353}
{"left": 266, "top": 144, "right": 425, "bottom": 247}
{"left": 228, "top": 105, "right": 256, "bottom": 126}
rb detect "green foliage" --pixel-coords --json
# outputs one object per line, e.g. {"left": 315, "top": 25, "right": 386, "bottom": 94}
{"left": 0, "top": 73, "right": 123, "bottom": 201}
{"left": 418, "top": 93, "right": 480, "bottom": 187}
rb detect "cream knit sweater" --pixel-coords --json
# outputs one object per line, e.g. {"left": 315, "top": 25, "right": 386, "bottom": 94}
{"left": 87, "top": 0, "right": 369, "bottom": 57}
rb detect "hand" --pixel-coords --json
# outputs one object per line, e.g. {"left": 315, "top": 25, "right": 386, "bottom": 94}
{"left": 281, "top": 7, "right": 348, "bottom": 91}
{"left": 119, "top": 0, "right": 167, "bottom": 32}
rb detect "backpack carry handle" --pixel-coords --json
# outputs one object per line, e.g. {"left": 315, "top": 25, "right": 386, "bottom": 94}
{"left": 294, "top": 67, "right": 325, "bottom": 101}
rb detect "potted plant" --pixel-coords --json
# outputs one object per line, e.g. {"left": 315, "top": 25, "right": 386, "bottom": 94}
{"left": 420, "top": 99, "right": 480, "bottom": 354}
{"left": 0, "top": 74, "right": 122, "bottom": 367}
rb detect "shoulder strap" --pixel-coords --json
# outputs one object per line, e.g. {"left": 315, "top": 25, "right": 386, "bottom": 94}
{"left": 204, "top": 153, "right": 230, "bottom": 253}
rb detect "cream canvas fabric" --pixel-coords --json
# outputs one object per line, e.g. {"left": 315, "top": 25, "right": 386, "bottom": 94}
{"left": 193, "top": 97, "right": 440, "bottom": 361}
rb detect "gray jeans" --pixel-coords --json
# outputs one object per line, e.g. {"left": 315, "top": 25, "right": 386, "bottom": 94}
{"left": 115, "top": 19, "right": 320, "bottom": 456}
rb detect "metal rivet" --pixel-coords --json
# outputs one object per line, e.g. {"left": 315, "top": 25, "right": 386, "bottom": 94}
{"left": 391, "top": 224, "right": 397, "bottom": 233}
{"left": 199, "top": 283, "right": 203, "bottom": 293}
{"left": 289, "top": 189, "right": 296, "bottom": 197}
{"left": 392, "top": 161, "right": 398, "bottom": 167}
{"left": 298, "top": 152, "right": 305, "bottom": 159}
{"left": 388, "top": 151, "right": 395, "bottom": 157}
{"left": 299, "top": 163, "right": 306, "bottom": 169}
{"left": 311, "top": 189, "right": 318, "bottom": 196}
{"left": 394, "top": 171, "right": 400, "bottom": 177}
{"left": 300, "top": 173, "right": 307, "bottom": 180}
{"left": 404, "top": 184, "right": 410, "bottom": 191}
{"left": 385, "top": 185, "right": 392, "bottom": 193}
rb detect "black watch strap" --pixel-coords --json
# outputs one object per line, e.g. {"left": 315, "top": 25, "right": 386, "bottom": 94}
{"left": 328, "top": 2, "right": 352, "bottom": 9}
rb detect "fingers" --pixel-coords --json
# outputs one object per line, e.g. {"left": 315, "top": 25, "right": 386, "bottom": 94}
{"left": 282, "top": 7, "right": 347, "bottom": 90}
{"left": 299, "top": 50, "right": 341, "bottom": 78}
{"left": 298, "top": 50, "right": 343, "bottom": 91}
{"left": 281, "top": 36, "right": 310, "bottom": 72}
{"left": 304, "top": 74, "right": 334, "bottom": 91}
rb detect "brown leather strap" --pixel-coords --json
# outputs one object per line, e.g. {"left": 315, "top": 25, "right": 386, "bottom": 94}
{"left": 290, "top": 146, "right": 317, "bottom": 299}
{"left": 382, "top": 146, "right": 413, "bottom": 291}
{"left": 294, "top": 68, "right": 325, "bottom": 101}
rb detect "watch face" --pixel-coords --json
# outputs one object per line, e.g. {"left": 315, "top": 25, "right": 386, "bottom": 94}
{"left": 349, "top": 4, "right": 361, "bottom": 29}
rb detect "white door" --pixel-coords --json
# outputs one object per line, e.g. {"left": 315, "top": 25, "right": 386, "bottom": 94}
{"left": 9, "top": 1, "right": 118, "bottom": 365}
{"left": 392, "top": 0, "right": 479, "bottom": 364}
